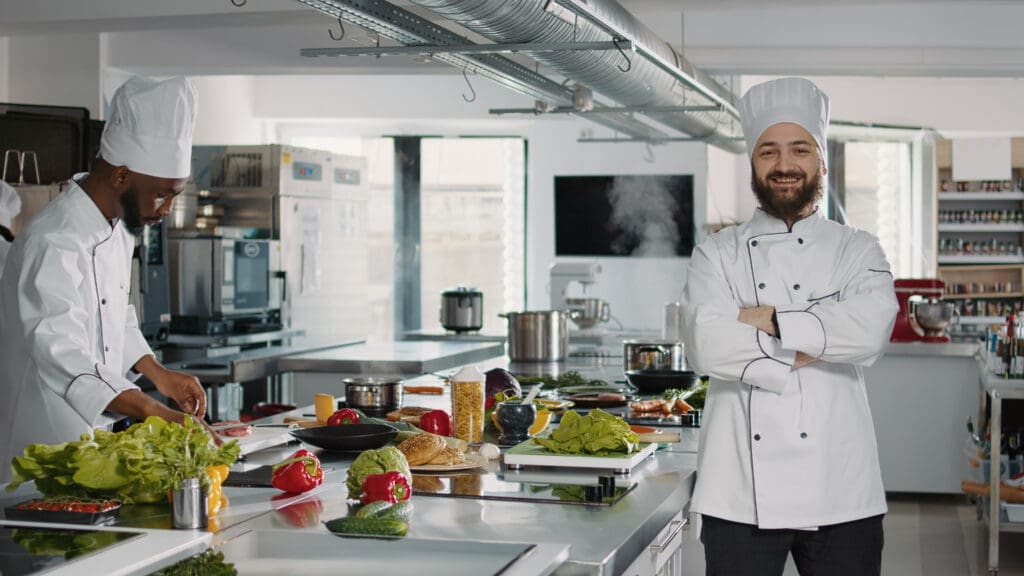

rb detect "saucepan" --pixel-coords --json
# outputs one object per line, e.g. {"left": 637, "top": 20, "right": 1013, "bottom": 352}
{"left": 624, "top": 370, "right": 699, "bottom": 395}
{"left": 342, "top": 377, "right": 403, "bottom": 415}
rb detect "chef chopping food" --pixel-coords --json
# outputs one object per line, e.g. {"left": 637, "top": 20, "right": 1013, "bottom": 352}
{"left": 0, "top": 76, "right": 210, "bottom": 483}
{"left": 680, "top": 77, "right": 899, "bottom": 575}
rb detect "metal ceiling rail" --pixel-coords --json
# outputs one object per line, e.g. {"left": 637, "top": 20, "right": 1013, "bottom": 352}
{"left": 301, "top": 40, "right": 633, "bottom": 58}
{"left": 491, "top": 104, "right": 723, "bottom": 116}
{"left": 577, "top": 137, "right": 744, "bottom": 144}
{"left": 551, "top": 0, "right": 741, "bottom": 122}
{"left": 293, "top": 0, "right": 668, "bottom": 141}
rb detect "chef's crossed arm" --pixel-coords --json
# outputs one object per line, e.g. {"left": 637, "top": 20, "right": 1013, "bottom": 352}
{"left": 681, "top": 237, "right": 798, "bottom": 393}
{"left": 773, "top": 232, "right": 898, "bottom": 369}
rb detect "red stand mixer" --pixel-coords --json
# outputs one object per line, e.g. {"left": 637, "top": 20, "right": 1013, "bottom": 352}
{"left": 891, "top": 278, "right": 952, "bottom": 343}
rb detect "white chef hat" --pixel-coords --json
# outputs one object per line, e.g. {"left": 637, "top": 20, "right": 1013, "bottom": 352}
{"left": 100, "top": 76, "right": 198, "bottom": 179}
{"left": 738, "top": 77, "right": 829, "bottom": 162}
{"left": 0, "top": 181, "right": 21, "bottom": 229}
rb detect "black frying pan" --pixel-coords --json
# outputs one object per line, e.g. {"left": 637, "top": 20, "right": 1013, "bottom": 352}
{"left": 290, "top": 423, "right": 397, "bottom": 452}
{"left": 624, "top": 370, "right": 699, "bottom": 395}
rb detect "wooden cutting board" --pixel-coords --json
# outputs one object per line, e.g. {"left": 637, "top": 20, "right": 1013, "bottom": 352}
{"left": 220, "top": 426, "right": 296, "bottom": 455}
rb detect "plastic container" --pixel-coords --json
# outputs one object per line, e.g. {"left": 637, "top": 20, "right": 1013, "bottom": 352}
{"left": 450, "top": 365, "right": 485, "bottom": 443}
{"left": 4, "top": 498, "right": 121, "bottom": 525}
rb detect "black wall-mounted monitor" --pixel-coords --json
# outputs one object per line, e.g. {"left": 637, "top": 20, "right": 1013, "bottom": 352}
{"left": 554, "top": 174, "right": 694, "bottom": 257}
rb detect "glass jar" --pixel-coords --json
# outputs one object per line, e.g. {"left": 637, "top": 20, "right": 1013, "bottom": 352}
{"left": 450, "top": 366, "right": 485, "bottom": 443}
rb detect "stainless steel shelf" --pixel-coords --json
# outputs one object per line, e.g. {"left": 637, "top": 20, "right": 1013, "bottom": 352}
{"left": 938, "top": 224, "right": 1024, "bottom": 232}
{"left": 938, "top": 192, "right": 1024, "bottom": 201}
{"left": 937, "top": 256, "right": 1024, "bottom": 264}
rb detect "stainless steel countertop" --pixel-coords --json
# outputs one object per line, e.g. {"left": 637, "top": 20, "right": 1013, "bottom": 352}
{"left": 232, "top": 416, "right": 696, "bottom": 576}
{"left": 164, "top": 339, "right": 365, "bottom": 383}
{"left": 163, "top": 328, "right": 306, "bottom": 349}
{"left": 885, "top": 341, "right": 979, "bottom": 358}
{"left": 402, "top": 327, "right": 506, "bottom": 343}
{"left": 278, "top": 340, "right": 506, "bottom": 375}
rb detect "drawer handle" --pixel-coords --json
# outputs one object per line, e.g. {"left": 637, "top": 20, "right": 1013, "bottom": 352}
{"left": 650, "top": 518, "right": 688, "bottom": 554}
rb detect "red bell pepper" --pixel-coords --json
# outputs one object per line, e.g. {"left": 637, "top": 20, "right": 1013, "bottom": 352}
{"left": 272, "top": 449, "right": 324, "bottom": 494}
{"left": 272, "top": 493, "right": 324, "bottom": 528}
{"left": 327, "top": 408, "right": 360, "bottom": 426}
{"left": 419, "top": 409, "right": 452, "bottom": 437}
{"left": 360, "top": 471, "right": 411, "bottom": 505}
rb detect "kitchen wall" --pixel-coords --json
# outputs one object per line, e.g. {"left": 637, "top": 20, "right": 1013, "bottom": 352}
{"left": 4, "top": 33, "right": 102, "bottom": 117}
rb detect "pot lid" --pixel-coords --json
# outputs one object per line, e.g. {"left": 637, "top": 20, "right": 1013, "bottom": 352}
{"left": 442, "top": 286, "right": 481, "bottom": 297}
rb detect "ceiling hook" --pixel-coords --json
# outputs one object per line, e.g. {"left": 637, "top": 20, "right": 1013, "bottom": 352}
{"left": 643, "top": 142, "right": 655, "bottom": 163}
{"left": 230, "top": 0, "right": 246, "bottom": 6}
{"left": 461, "top": 68, "right": 478, "bottom": 103}
{"left": 328, "top": 16, "right": 345, "bottom": 41}
{"left": 613, "top": 38, "right": 632, "bottom": 73}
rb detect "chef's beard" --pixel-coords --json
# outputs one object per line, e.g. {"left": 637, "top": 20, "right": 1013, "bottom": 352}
{"left": 751, "top": 167, "right": 823, "bottom": 222}
{"left": 119, "top": 189, "right": 147, "bottom": 237}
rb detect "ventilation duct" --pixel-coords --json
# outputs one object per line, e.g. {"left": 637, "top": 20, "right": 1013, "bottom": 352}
{"left": 295, "top": 0, "right": 745, "bottom": 152}
{"left": 406, "top": 0, "right": 743, "bottom": 152}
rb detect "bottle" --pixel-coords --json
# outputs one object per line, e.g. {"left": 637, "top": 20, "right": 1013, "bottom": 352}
{"left": 1004, "top": 315, "right": 1016, "bottom": 376}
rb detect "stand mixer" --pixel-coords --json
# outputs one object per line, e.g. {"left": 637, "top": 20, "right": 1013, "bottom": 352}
{"left": 549, "top": 262, "right": 609, "bottom": 330}
{"left": 891, "top": 278, "right": 953, "bottom": 343}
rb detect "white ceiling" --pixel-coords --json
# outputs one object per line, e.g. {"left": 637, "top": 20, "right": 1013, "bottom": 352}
{"left": 1, "top": 0, "right": 1021, "bottom": 78}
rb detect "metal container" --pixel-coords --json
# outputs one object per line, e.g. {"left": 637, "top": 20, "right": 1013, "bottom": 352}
{"left": 914, "top": 299, "right": 956, "bottom": 336}
{"left": 440, "top": 287, "right": 484, "bottom": 332}
{"left": 565, "top": 297, "right": 610, "bottom": 330}
{"left": 501, "top": 310, "right": 570, "bottom": 362}
{"left": 623, "top": 340, "right": 685, "bottom": 372}
{"left": 343, "top": 377, "right": 403, "bottom": 413}
{"left": 171, "top": 477, "right": 208, "bottom": 530}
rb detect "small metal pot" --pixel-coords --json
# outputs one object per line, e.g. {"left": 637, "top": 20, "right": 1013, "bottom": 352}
{"left": 623, "top": 340, "right": 685, "bottom": 372}
{"left": 440, "top": 287, "right": 484, "bottom": 332}
{"left": 343, "top": 377, "right": 403, "bottom": 414}
{"left": 500, "top": 310, "right": 570, "bottom": 362}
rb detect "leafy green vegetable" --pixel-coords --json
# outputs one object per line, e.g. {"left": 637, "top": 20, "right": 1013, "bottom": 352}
{"left": 532, "top": 409, "right": 639, "bottom": 455}
{"left": 150, "top": 550, "right": 238, "bottom": 576}
{"left": 345, "top": 446, "right": 411, "bottom": 499}
{"left": 7, "top": 416, "right": 239, "bottom": 503}
{"left": 662, "top": 383, "right": 708, "bottom": 410}
{"left": 516, "top": 371, "right": 607, "bottom": 390}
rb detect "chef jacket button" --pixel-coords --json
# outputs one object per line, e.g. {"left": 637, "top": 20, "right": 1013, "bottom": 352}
{"left": 120, "top": 282, "right": 124, "bottom": 289}
{"left": 793, "top": 284, "right": 800, "bottom": 290}
{"left": 753, "top": 434, "right": 761, "bottom": 441}
{"left": 797, "top": 238, "right": 804, "bottom": 244}
{"left": 101, "top": 298, "right": 107, "bottom": 305}
{"left": 104, "top": 346, "right": 110, "bottom": 352}
{"left": 758, "top": 283, "right": 766, "bottom": 289}
{"left": 750, "top": 240, "right": 758, "bottom": 247}
{"left": 800, "top": 432, "right": 808, "bottom": 439}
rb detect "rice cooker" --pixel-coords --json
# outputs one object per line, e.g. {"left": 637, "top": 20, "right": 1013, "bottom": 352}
{"left": 440, "top": 287, "right": 484, "bottom": 332}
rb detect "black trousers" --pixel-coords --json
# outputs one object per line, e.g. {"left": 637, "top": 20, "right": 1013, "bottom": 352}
{"left": 701, "top": 514, "right": 884, "bottom": 576}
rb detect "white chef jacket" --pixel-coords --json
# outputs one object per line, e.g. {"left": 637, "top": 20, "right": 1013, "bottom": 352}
{"left": 0, "top": 179, "right": 152, "bottom": 483}
{"left": 681, "top": 208, "right": 898, "bottom": 530}
{"left": 0, "top": 238, "right": 11, "bottom": 278}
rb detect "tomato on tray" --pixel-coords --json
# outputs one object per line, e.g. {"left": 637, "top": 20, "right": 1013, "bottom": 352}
{"left": 6, "top": 497, "right": 122, "bottom": 525}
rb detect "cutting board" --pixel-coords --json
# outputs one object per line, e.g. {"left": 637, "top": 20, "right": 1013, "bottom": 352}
{"left": 221, "top": 426, "right": 296, "bottom": 456}
{"left": 502, "top": 440, "right": 656, "bottom": 472}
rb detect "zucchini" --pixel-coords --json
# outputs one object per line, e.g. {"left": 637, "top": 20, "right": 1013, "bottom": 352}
{"left": 324, "top": 516, "right": 408, "bottom": 538}
{"left": 377, "top": 500, "right": 413, "bottom": 521}
{"left": 354, "top": 501, "right": 393, "bottom": 518}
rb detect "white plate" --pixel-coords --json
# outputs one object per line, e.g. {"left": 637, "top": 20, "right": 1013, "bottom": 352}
{"left": 409, "top": 452, "right": 487, "bottom": 473}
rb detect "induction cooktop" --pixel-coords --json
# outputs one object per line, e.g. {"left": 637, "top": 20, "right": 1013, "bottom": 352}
{"left": 0, "top": 524, "right": 142, "bottom": 576}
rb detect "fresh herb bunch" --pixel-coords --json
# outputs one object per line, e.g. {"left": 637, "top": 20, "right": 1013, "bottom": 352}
{"left": 517, "top": 371, "right": 608, "bottom": 390}
{"left": 151, "top": 551, "right": 238, "bottom": 576}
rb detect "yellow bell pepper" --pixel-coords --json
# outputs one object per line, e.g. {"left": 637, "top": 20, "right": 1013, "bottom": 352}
{"left": 206, "top": 465, "right": 229, "bottom": 516}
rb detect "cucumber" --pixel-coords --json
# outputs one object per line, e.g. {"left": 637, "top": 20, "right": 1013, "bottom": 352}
{"left": 324, "top": 517, "right": 408, "bottom": 538}
{"left": 354, "top": 501, "right": 393, "bottom": 519}
{"left": 377, "top": 500, "right": 413, "bottom": 521}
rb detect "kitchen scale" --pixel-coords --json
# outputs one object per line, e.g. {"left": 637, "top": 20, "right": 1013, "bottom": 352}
{"left": 0, "top": 525, "right": 142, "bottom": 576}
{"left": 410, "top": 470, "right": 636, "bottom": 507}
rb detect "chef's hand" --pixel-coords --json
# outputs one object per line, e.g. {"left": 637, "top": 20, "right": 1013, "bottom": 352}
{"left": 134, "top": 355, "right": 207, "bottom": 419}
{"left": 155, "top": 369, "right": 207, "bottom": 419}
{"left": 737, "top": 306, "right": 776, "bottom": 337}
{"left": 791, "top": 351, "right": 817, "bottom": 371}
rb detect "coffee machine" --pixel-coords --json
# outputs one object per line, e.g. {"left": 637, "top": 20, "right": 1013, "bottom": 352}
{"left": 891, "top": 278, "right": 949, "bottom": 343}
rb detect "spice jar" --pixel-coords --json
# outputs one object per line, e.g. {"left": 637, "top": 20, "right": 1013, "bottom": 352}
{"left": 450, "top": 365, "right": 485, "bottom": 443}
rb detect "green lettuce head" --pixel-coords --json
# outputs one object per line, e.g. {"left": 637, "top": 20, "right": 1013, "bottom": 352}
{"left": 345, "top": 446, "right": 410, "bottom": 499}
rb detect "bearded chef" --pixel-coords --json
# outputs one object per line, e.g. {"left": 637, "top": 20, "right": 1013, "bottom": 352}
{"left": 0, "top": 76, "right": 208, "bottom": 483}
{"left": 680, "top": 77, "right": 898, "bottom": 576}
{"left": 0, "top": 180, "right": 22, "bottom": 275}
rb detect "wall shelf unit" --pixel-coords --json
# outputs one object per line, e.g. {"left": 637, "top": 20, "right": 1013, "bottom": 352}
{"left": 935, "top": 138, "right": 1024, "bottom": 340}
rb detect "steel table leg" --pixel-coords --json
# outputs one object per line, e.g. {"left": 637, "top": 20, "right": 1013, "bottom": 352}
{"left": 990, "top": 390, "right": 1002, "bottom": 574}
